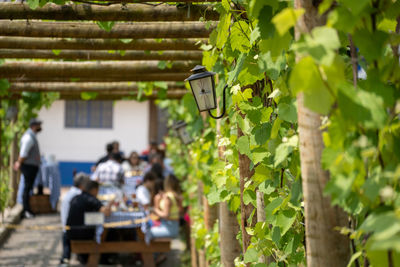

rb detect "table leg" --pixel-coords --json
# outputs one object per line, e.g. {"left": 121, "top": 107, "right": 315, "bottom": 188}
{"left": 142, "top": 252, "right": 155, "bottom": 267}
{"left": 87, "top": 253, "right": 100, "bottom": 267}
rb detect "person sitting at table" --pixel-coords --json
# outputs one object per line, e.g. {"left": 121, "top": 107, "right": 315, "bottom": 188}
{"left": 150, "top": 174, "right": 183, "bottom": 239}
{"left": 59, "top": 172, "right": 90, "bottom": 265}
{"left": 144, "top": 152, "right": 174, "bottom": 178}
{"left": 136, "top": 172, "right": 157, "bottom": 210}
{"left": 66, "top": 179, "right": 112, "bottom": 265}
{"left": 92, "top": 152, "right": 125, "bottom": 187}
{"left": 122, "top": 151, "right": 147, "bottom": 177}
{"left": 95, "top": 142, "right": 113, "bottom": 167}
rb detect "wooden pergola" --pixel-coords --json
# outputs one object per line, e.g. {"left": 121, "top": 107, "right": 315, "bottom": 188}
{"left": 0, "top": 0, "right": 218, "bottom": 213}
{"left": 0, "top": 0, "right": 218, "bottom": 100}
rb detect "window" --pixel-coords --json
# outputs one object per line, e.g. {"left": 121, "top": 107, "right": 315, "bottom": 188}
{"left": 65, "top": 101, "right": 113, "bottom": 128}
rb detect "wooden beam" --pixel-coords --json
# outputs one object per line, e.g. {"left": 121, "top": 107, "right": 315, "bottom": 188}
{"left": 72, "top": 0, "right": 219, "bottom": 2}
{"left": 0, "top": 21, "right": 215, "bottom": 38}
{"left": 0, "top": 60, "right": 197, "bottom": 78}
{"left": 0, "top": 3, "right": 218, "bottom": 21}
{"left": 8, "top": 73, "right": 191, "bottom": 82}
{"left": 0, "top": 37, "right": 204, "bottom": 50}
{"left": 0, "top": 49, "right": 203, "bottom": 61}
{"left": 8, "top": 90, "right": 188, "bottom": 100}
{"left": 9, "top": 82, "right": 186, "bottom": 92}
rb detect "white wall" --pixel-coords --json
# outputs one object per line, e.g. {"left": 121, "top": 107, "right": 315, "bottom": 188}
{"left": 37, "top": 100, "right": 149, "bottom": 162}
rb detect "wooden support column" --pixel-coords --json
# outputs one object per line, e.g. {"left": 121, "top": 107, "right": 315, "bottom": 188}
{"left": 8, "top": 105, "right": 19, "bottom": 207}
{"left": 0, "top": 3, "right": 218, "bottom": 21}
{"left": 0, "top": 21, "right": 215, "bottom": 39}
{"left": 0, "top": 37, "right": 205, "bottom": 51}
{"left": 148, "top": 100, "right": 158, "bottom": 143}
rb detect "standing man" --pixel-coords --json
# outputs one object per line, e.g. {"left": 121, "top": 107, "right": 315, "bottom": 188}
{"left": 13, "top": 118, "right": 43, "bottom": 219}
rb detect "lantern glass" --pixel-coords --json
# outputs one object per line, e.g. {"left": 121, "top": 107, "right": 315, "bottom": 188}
{"left": 189, "top": 75, "right": 216, "bottom": 112}
{"left": 177, "top": 127, "right": 192, "bottom": 145}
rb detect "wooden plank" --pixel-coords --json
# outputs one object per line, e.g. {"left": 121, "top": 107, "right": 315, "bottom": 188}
{"left": 0, "top": 37, "right": 205, "bottom": 50}
{"left": 0, "top": 60, "right": 197, "bottom": 78}
{"left": 0, "top": 49, "right": 203, "bottom": 61}
{"left": 70, "top": 240, "right": 171, "bottom": 253}
{"left": 0, "top": 3, "right": 218, "bottom": 21}
{"left": 0, "top": 21, "right": 215, "bottom": 39}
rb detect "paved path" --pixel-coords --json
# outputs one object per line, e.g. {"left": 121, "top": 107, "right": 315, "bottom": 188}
{"left": 0, "top": 213, "right": 185, "bottom": 267}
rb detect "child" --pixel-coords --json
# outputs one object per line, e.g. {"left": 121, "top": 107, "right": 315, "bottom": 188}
{"left": 150, "top": 175, "right": 182, "bottom": 239}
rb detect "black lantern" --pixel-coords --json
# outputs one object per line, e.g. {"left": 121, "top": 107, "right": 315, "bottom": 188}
{"left": 185, "top": 65, "right": 228, "bottom": 119}
{"left": 173, "top": 121, "right": 193, "bottom": 145}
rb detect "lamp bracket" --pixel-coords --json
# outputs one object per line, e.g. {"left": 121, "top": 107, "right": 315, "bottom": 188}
{"left": 208, "top": 84, "right": 228, "bottom": 119}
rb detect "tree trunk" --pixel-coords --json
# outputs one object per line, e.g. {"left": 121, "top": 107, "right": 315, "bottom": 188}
{"left": 0, "top": 21, "right": 214, "bottom": 39}
{"left": 0, "top": 49, "right": 203, "bottom": 61}
{"left": 0, "top": 37, "right": 204, "bottom": 51}
{"left": 217, "top": 117, "right": 241, "bottom": 267}
{"left": 237, "top": 125, "right": 255, "bottom": 253}
{"left": 294, "top": 1, "right": 350, "bottom": 266}
{"left": 0, "top": 3, "right": 218, "bottom": 21}
{"left": 10, "top": 82, "right": 184, "bottom": 93}
{"left": 0, "top": 60, "right": 197, "bottom": 79}
{"left": 203, "top": 196, "right": 218, "bottom": 230}
{"left": 7, "top": 73, "right": 190, "bottom": 83}
{"left": 219, "top": 202, "right": 241, "bottom": 267}
{"left": 297, "top": 93, "right": 350, "bottom": 266}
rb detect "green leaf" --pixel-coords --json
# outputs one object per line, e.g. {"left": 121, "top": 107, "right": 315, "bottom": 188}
{"left": 154, "top": 81, "right": 168, "bottom": 90}
{"left": 337, "top": 83, "right": 387, "bottom": 129}
{"left": 237, "top": 135, "right": 251, "bottom": 157}
{"left": 276, "top": 209, "right": 296, "bottom": 236}
{"left": 270, "top": 117, "right": 282, "bottom": 139}
{"left": 353, "top": 29, "right": 389, "bottom": 63}
{"left": 230, "top": 21, "right": 251, "bottom": 52}
{"left": 244, "top": 247, "right": 258, "bottom": 263}
{"left": 272, "top": 8, "right": 305, "bottom": 36}
{"left": 289, "top": 56, "right": 333, "bottom": 115}
{"left": 157, "top": 61, "right": 167, "bottom": 70}
{"left": 228, "top": 53, "right": 246, "bottom": 85}
{"left": 260, "top": 32, "right": 292, "bottom": 60}
{"left": 221, "top": 0, "right": 230, "bottom": 12}
{"left": 259, "top": 180, "right": 275, "bottom": 195}
{"left": 248, "top": 0, "right": 278, "bottom": 19}
{"left": 96, "top": 21, "right": 115, "bottom": 32}
{"left": 243, "top": 190, "right": 257, "bottom": 206}
{"left": 80, "top": 92, "right": 98, "bottom": 100}
{"left": 27, "top": 0, "right": 39, "bottom": 9}
{"left": 52, "top": 49, "right": 61, "bottom": 56}
{"left": 340, "top": 0, "right": 370, "bottom": 15}
{"left": 360, "top": 212, "right": 400, "bottom": 241}
{"left": 277, "top": 102, "right": 297, "bottom": 123}
{"left": 0, "top": 79, "right": 10, "bottom": 96}
{"left": 216, "top": 13, "right": 231, "bottom": 49}
{"left": 252, "top": 147, "right": 270, "bottom": 165}
{"left": 119, "top": 39, "right": 133, "bottom": 44}
{"left": 253, "top": 123, "right": 272, "bottom": 145}
{"left": 271, "top": 226, "right": 281, "bottom": 245}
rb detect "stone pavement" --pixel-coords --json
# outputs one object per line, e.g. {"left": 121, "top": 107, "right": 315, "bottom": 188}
{"left": 0, "top": 213, "right": 185, "bottom": 267}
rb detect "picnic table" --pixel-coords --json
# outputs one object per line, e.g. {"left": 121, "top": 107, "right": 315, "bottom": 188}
{"left": 70, "top": 184, "right": 170, "bottom": 267}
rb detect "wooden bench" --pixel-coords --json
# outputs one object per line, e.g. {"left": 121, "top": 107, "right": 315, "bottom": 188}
{"left": 71, "top": 237, "right": 171, "bottom": 267}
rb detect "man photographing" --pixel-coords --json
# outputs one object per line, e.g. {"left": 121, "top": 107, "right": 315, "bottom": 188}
{"left": 13, "top": 118, "right": 43, "bottom": 219}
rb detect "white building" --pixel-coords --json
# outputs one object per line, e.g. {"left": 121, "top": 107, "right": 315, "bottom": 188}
{"left": 37, "top": 99, "right": 167, "bottom": 185}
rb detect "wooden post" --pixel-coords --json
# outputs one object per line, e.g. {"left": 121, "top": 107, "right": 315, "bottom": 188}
{"left": 0, "top": 21, "right": 215, "bottom": 39}
{"left": 148, "top": 100, "right": 158, "bottom": 144}
{"left": 8, "top": 106, "right": 19, "bottom": 207}
{"left": 0, "top": 3, "right": 218, "bottom": 22}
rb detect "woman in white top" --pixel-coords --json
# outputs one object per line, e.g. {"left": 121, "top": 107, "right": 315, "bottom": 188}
{"left": 122, "top": 151, "right": 147, "bottom": 177}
